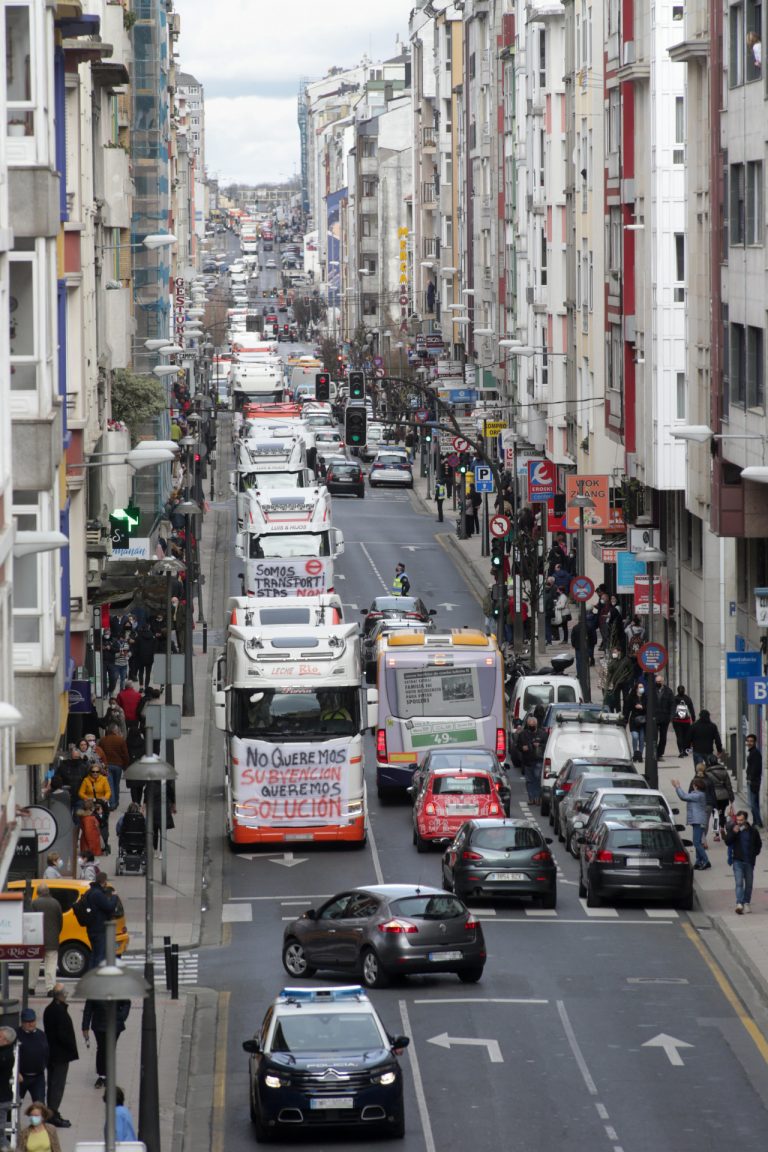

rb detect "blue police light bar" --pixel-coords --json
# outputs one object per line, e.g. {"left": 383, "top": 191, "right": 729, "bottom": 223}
{"left": 279, "top": 986, "right": 367, "bottom": 1003}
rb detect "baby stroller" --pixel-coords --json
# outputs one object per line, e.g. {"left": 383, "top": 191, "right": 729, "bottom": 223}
{"left": 116, "top": 805, "right": 147, "bottom": 875}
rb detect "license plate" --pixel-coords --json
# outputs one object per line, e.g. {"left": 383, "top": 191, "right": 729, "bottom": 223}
{"left": 449, "top": 804, "right": 477, "bottom": 815}
{"left": 429, "top": 950, "right": 462, "bottom": 961}
{"left": 487, "top": 872, "right": 527, "bottom": 881}
{"left": 627, "top": 857, "right": 660, "bottom": 867}
{"left": 310, "top": 1097, "right": 354, "bottom": 1110}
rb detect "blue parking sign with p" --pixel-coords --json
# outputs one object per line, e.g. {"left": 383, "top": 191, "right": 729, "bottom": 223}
{"left": 747, "top": 677, "right": 768, "bottom": 705}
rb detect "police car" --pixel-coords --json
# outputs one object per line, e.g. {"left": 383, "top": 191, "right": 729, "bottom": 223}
{"left": 242, "top": 986, "right": 408, "bottom": 1140}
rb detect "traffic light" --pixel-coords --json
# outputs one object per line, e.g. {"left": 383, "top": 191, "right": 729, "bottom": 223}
{"left": 345, "top": 404, "right": 367, "bottom": 447}
{"left": 458, "top": 454, "right": 469, "bottom": 476}
{"left": 491, "top": 538, "right": 505, "bottom": 570}
{"left": 315, "top": 372, "right": 330, "bottom": 402}
{"left": 348, "top": 371, "right": 365, "bottom": 401}
{"left": 109, "top": 503, "right": 140, "bottom": 549}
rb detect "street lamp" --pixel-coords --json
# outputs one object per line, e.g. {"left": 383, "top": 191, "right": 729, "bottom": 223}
{"left": 175, "top": 499, "right": 201, "bottom": 716}
{"left": 567, "top": 492, "right": 596, "bottom": 702}
{"left": 123, "top": 751, "right": 177, "bottom": 1152}
{"left": 635, "top": 545, "right": 666, "bottom": 789}
{"left": 75, "top": 925, "right": 147, "bottom": 1152}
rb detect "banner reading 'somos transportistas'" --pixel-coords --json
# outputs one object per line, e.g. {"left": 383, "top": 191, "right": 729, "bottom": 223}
{"left": 232, "top": 738, "right": 350, "bottom": 825}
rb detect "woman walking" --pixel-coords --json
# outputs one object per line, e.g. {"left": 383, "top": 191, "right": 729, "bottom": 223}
{"left": 672, "top": 777, "right": 711, "bottom": 870}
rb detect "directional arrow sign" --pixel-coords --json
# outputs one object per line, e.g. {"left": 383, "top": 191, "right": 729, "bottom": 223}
{"left": 403, "top": 545, "right": 430, "bottom": 552}
{"left": 641, "top": 1033, "right": 692, "bottom": 1066}
{"left": 438, "top": 602, "right": 458, "bottom": 611}
{"left": 270, "top": 852, "right": 308, "bottom": 868}
{"left": 427, "top": 1033, "right": 503, "bottom": 1063}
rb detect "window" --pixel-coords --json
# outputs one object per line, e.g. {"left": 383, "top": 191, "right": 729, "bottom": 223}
{"left": 608, "top": 89, "right": 621, "bottom": 154}
{"left": 730, "top": 163, "right": 746, "bottom": 244}
{"left": 12, "top": 492, "right": 41, "bottom": 645}
{"left": 541, "top": 229, "right": 548, "bottom": 286}
{"left": 674, "top": 97, "right": 685, "bottom": 164}
{"left": 6, "top": 5, "right": 35, "bottom": 137}
{"left": 746, "top": 0, "right": 762, "bottom": 80}
{"left": 361, "top": 137, "right": 377, "bottom": 159}
{"left": 606, "top": 323, "right": 624, "bottom": 425}
{"left": 609, "top": 207, "right": 622, "bottom": 274}
{"left": 9, "top": 253, "right": 37, "bottom": 392}
{"left": 674, "top": 234, "right": 685, "bottom": 302}
{"left": 538, "top": 29, "right": 546, "bottom": 87}
{"left": 747, "top": 325, "right": 764, "bottom": 407}
{"left": 722, "top": 305, "right": 730, "bottom": 415}
{"left": 731, "top": 322, "right": 747, "bottom": 405}
{"left": 722, "top": 151, "right": 730, "bottom": 260}
{"left": 746, "top": 161, "right": 763, "bottom": 244}
{"left": 730, "top": 3, "right": 746, "bottom": 86}
{"left": 676, "top": 372, "right": 686, "bottom": 419}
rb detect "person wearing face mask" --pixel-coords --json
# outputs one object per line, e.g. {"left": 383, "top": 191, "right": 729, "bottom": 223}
{"left": 16, "top": 1104, "right": 61, "bottom": 1152}
{"left": 16, "top": 1011, "right": 48, "bottom": 1103}
{"left": 624, "top": 681, "right": 647, "bottom": 762}
{"left": 517, "top": 716, "right": 544, "bottom": 804}
{"left": 42, "top": 987, "right": 77, "bottom": 1129}
{"left": 42, "top": 853, "right": 62, "bottom": 881}
{"left": 603, "top": 648, "right": 635, "bottom": 712}
{"left": 655, "top": 676, "right": 676, "bottom": 760}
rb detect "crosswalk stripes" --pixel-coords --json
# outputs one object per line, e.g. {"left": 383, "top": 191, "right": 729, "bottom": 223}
{"left": 473, "top": 906, "right": 680, "bottom": 921}
{"left": 120, "top": 951, "right": 200, "bottom": 986}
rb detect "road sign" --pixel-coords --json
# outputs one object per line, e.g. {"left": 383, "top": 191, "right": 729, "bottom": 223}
{"left": 747, "top": 677, "right": 768, "bottom": 704}
{"left": 445, "top": 452, "right": 459, "bottom": 468}
{"left": 144, "top": 702, "right": 182, "bottom": 740}
{"left": 570, "top": 576, "right": 594, "bottom": 603}
{"left": 414, "top": 408, "right": 430, "bottom": 423}
{"left": 490, "top": 514, "right": 511, "bottom": 538}
{"left": 637, "top": 641, "right": 668, "bottom": 673}
{"left": 375, "top": 367, "right": 385, "bottom": 378}
{"left": 755, "top": 587, "right": 768, "bottom": 627}
{"left": 727, "top": 650, "right": 762, "bottom": 679}
{"left": 453, "top": 436, "right": 469, "bottom": 452}
{"left": 474, "top": 464, "right": 494, "bottom": 493}
{"left": 527, "top": 459, "right": 557, "bottom": 501}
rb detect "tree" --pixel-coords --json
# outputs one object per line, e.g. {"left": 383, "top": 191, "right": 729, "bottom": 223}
{"left": 111, "top": 369, "right": 167, "bottom": 439}
{"left": 320, "top": 337, "right": 341, "bottom": 376}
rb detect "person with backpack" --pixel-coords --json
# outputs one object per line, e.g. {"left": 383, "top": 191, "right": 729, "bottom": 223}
{"left": 655, "top": 676, "right": 676, "bottom": 759}
{"left": 77, "top": 873, "right": 118, "bottom": 969}
{"left": 703, "top": 753, "right": 734, "bottom": 841}
{"left": 686, "top": 708, "right": 723, "bottom": 766}
{"left": 624, "top": 616, "right": 645, "bottom": 668}
{"left": 724, "top": 808, "right": 762, "bottom": 914}
{"left": 672, "top": 685, "right": 696, "bottom": 756}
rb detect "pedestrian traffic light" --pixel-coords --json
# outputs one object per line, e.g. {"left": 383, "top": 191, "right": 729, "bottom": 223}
{"left": 109, "top": 503, "right": 140, "bottom": 550}
{"left": 348, "top": 371, "right": 365, "bottom": 401}
{"left": 345, "top": 404, "right": 367, "bottom": 447}
{"left": 458, "top": 454, "right": 469, "bottom": 475}
{"left": 315, "top": 372, "right": 330, "bottom": 402}
{"left": 491, "top": 538, "right": 505, "bottom": 569}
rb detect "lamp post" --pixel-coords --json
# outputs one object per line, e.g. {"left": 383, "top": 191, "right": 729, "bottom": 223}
{"left": 567, "top": 492, "right": 596, "bottom": 702}
{"left": 636, "top": 545, "right": 667, "bottom": 789}
{"left": 123, "top": 749, "right": 177, "bottom": 1152}
{"left": 75, "top": 923, "right": 147, "bottom": 1152}
{"left": 175, "top": 499, "right": 201, "bottom": 716}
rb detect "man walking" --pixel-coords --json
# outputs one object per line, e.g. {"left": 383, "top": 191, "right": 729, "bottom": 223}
{"left": 16, "top": 1009, "right": 48, "bottom": 1102}
{"left": 82, "top": 999, "right": 130, "bottom": 1090}
{"left": 86, "top": 873, "right": 118, "bottom": 969}
{"left": 31, "top": 884, "right": 62, "bottom": 996}
{"left": 43, "top": 986, "right": 77, "bottom": 1128}
{"left": 98, "top": 723, "right": 130, "bottom": 811}
{"left": 724, "top": 809, "right": 762, "bottom": 914}
{"left": 746, "top": 734, "right": 763, "bottom": 828}
{"left": 655, "top": 676, "right": 675, "bottom": 759}
{"left": 392, "top": 563, "right": 410, "bottom": 596}
{"left": 434, "top": 477, "right": 447, "bottom": 523}
{"left": 686, "top": 708, "right": 723, "bottom": 766}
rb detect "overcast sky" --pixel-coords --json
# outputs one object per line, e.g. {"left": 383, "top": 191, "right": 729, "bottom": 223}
{"left": 177, "top": 0, "right": 411, "bottom": 185}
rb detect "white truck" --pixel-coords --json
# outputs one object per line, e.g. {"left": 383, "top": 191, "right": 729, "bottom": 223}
{"left": 225, "top": 593, "right": 344, "bottom": 628}
{"left": 231, "top": 360, "right": 286, "bottom": 410}
{"left": 231, "top": 435, "right": 314, "bottom": 528}
{"left": 236, "top": 487, "right": 344, "bottom": 597}
{"left": 212, "top": 621, "right": 370, "bottom": 847}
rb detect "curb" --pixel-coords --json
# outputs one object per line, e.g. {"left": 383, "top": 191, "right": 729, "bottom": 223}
{"left": 709, "top": 911, "right": 768, "bottom": 1005}
{"left": 173, "top": 988, "right": 219, "bottom": 1152}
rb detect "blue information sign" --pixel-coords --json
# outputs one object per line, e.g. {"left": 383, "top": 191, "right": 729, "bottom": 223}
{"left": 474, "top": 464, "right": 494, "bottom": 493}
{"left": 637, "top": 641, "right": 667, "bottom": 673}
{"left": 747, "top": 677, "right": 768, "bottom": 705}
{"left": 726, "top": 651, "right": 762, "bottom": 679}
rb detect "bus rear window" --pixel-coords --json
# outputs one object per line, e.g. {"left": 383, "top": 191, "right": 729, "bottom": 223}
{"left": 390, "top": 665, "right": 493, "bottom": 719}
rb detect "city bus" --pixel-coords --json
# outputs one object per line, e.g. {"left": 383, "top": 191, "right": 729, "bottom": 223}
{"left": 372, "top": 630, "right": 506, "bottom": 798}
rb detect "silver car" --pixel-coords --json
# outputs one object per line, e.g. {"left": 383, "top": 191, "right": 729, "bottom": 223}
{"left": 369, "top": 452, "right": 414, "bottom": 488}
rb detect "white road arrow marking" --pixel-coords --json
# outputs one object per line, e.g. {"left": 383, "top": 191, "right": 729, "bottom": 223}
{"left": 270, "top": 852, "right": 308, "bottom": 868}
{"left": 641, "top": 1033, "right": 692, "bottom": 1066}
{"left": 437, "top": 602, "right": 458, "bottom": 611}
{"left": 342, "top": 602, "right": 359, "bottom": 612}
{"left": 335, "top": 573, "right": 346, "bottom": 580}
{"left": 427, "top": 1033, "right": 503, "bottom": 1063}
{"left": 403, "top": 545, "right": 431, "bottom": 552}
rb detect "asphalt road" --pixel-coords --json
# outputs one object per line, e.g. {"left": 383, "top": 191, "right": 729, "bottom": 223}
{"left": 197, "top": 246, "right": 768, "bottom": 1152}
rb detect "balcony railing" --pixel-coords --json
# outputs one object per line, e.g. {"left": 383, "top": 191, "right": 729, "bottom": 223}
{"left": 422, "top": 126, "right": 437, "bottom": 149}
{"left": 423, "top": 237, "right": 440, "bottom": 258}
{"left": 422, "top": 183, "right": 436, "bottom": 204}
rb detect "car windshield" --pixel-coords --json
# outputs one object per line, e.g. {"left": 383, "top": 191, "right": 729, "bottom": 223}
{"left": 470, "top": 827, "right": 543, "bottom": 851}
{"left": 372, "top": 598, "right": 420, "bottom": 613}
{"left": 431, "top": 775, "right": 491, "bottom": 795}
{"left": 608, "top": 829, "right": 678, "bottom": 851}
{"left": 330, "top": 465, "right": 358, "bottom": 477}
{"left": 577, "top": 776, "right": 629, "bottom": 796}
{"left": 230, "top": 687, "right": 359, "bottom": 737}
{"left": 270, "top": 1013, "right": 383, "bottom": 1054}
{"left": 389, "top": 895, "right": 465, "bottom": 919}
{"left": 377, "top": 456, "right": 410, "bottom": 468}
{"left": 600, "top": 807, "right": 666, "bottom": 823}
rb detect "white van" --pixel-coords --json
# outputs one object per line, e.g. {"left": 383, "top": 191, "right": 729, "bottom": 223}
{"left": 539, "top": 711, "right": 632, "bottom": 816}
{"left": 509, "top": 673, "right": 583, "bottom": 726}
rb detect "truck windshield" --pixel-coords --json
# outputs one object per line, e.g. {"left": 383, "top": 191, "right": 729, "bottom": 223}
{"left": 231, "top": 687, "right": 359, "bottom": 738}
{"left": 249, "top": 533, "right": 330, "bottom": 559}
{"left": 242, "top": 471, "right": 304, "bottom": 490}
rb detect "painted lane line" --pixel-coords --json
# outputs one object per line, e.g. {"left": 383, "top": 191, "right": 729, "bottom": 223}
{"left": 644, "top": 907, "right": 679, "bottom": 918}
{"left": 557, "top": 1000, "right": 598, "bottom": 1096}
{"left": 641, "top": 1033, "right": 693, "bottom": 1066}
{"left": 222, "top": 904, "right": 253, "bottom": 922}
{"left": 525, "top": 908, "right": 558, "bottom": 917}
{"left": 399, "top": 1000, "right": 436, "bottom": 1152}
{"left": 413, "top": 998, "right": 548, "bottom": 1005}
{"left": 228, "top": 894, "right": 333, "bottom": 901}
{"left": 595, "top": 1103, "right": 609, "bottom": 1120}
{"left": 627, "top": 977, "right": 689, "bottom": 985}
{"left": 482, "top": 917, "right": 674, "bottom": 926}
{"left": 360, "top": 542, "right": 389, "bottom": 593}
{"left": 605, "top": 1127, "right": 618, "bottom": 1141}
{"left": 280, "top": 900, "right": 314, "bottom": 906}
{"left": 367, "top": 806, "right": 385, "bottom": 885}
{"left": 468, "top": 907, "right": 496, "bottom": 915}
{"left": 579, "top": 900, "right": 619, "bottom": 917}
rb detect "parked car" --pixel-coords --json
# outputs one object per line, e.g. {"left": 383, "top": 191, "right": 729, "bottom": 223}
{"left": 577, "top": 819, "right": 694, "bottom": 910}
{"left": 412, "top": 766, "right": 505, "bottom": 851}
{"left": 410, "top": 748, "right": 511, "bottom": 816}
{"left": 281, "top": 884, "right": 486, "bottom": 987}
{"left": 539, "top": 711, "right": 632, "bottom": 817}
{"left": 360, "top": 422, "right": 386, "bottom": 462}
{"left": 559, "top": 771, "right": 645, "bottom": 857}
{"left": 369, "top": 453, "right": 414, "bottom": 488}
{"left": 572, "top": 787, "right": 680, "bottom": 850}
{"left": 442, "top": 818, "right": 556, "bottom": 906}
{"left": 325, "top": 460, "right": 364, "bottom": 498}
{"left": 7, "top": 878, "right": 129, "bottom": 977}
{"left": 550, "top": 757, "right": 638, "bottom": 836}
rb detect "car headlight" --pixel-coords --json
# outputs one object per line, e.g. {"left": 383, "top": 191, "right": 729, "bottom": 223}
{"left": 375, "top": 1071, "right": 397, "bottom": 1086}
{"left": 264, "top": 1073, "right": 289, "bottom": 1089}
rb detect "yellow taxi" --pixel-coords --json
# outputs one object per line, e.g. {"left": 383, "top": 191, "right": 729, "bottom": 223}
{"left": 7, "top": 878, "right": 130, "bottom": 977}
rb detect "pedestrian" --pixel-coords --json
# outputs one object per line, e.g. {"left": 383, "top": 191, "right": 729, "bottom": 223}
{"left": 625, "top": 615, "right": 645, "bottom": 662}
{"left": 626, "top": 684, "right": 648, "bottom": 762}
{"left": 392, "top": 563, "right": 410, "bottom": 596}
{"left": 470, "top": 486, "right": 481, "bottom": 534}
{"left": 112, "top": 631, "right": 131, "bottom": 692}
{"left": 655, "top": 676, "right": 675, "bottom": 759}
{"left": 78, "top": 852, "right": 99, "bottom": 883}
{"left": 434, "top": 477, "right": 447, "bottom": 523}
{"left": 115, "top": 681, "right": 142, "bottom": 728}
{"left": 553, "top": 589, "right": 571, "bottom": 643}
{"left": 42, "top": 854, "right": 62, "bottom": 881}
{"left": 82, "top": 999, "right": 130, "bottom": 1090}
{"left": 42, "top": 987, "right": 77, "bottom": 1129}
{"left": 171, "top": 596, "right": 186, "bottom": 653}
{"left": 84, "top": 872, "right": 118, "bottom": 969}
{"left": 16, "top": 1104, "right": 61, "bottom": 1152}
{"left": 16, "top": 1011, "right": 48, "bottom": 1103}
{"left": 0, "top": 1027, "right": 16, "bottom": 1150}
{"left": 551, "top": 562, "right": 571, "bottom": 595}
{"left": 31, "top": 886, "right": 62, "bottom": 997}
{"left": 603, "top": 647, "right": 634, "bottom": 712}
{"left": 78, "top": 803, "right": 102, "bottom": 860}
{"left": 111, "top": 1087, "right": 136, "bottom": 1142}
{"left": 143, "top": 779, "right": 176, "bottom": 850}
{"left": 703, "top": 753, "right": 734, "bottom": 840}
{"left": 97, "top": 725, "right": 129, "bottom": 812}
{"left": 78, "top": 765, "right": 112, "bottom": 853}
{"left": 672, "top": 777, "right": 711, "bottom": 870}
{"left": 586, "top": 606, "right": 599, "bottom": 666}
{"left": 543, "top": 577, "right": 557, "bottom": 645}
{"left": 101, "top": 631, "right": 119, "bottom": 697}
{"left": 686, "top": 708, "right": 723, "bottom": 766}
{"left": 746, "top": 733, "right": 763, "bottom": 828}
{"left": 725, "top": 808, "right": 762, "bottom": 913}
{"left": 517, "top": 716, "right": 543, "bottom": 804}
{"left": 672, "top": 685, "right": 696, "bottom": 756}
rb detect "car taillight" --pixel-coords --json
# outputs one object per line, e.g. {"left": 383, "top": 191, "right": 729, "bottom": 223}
{"left": 462, "top": 851, "right": 483, "bottom": 861}
{"left": 543, "top": 757, "right": 551, "bottom": 772}
{"left": 378, "top": 919, "right": 418, "bottom": 934}
{"left": 376, "top": 729, "right": 388, "bottom": 761}
{"left": 561, "top": 782, "right": 572, "bottom": 793}
{"left": 596, "top": 850, "right": 615, "bottom": 863}
{"left": 425, "top": 802, "right": 435, "bottom": 815}
{"left": 464, "top": 917, "right": 480, "bottom": 930}
{"left": 496, "top": 728, "right": 506, "bottom": 758}
{"left": 514, "top": 700, "right": 521, "bottom": 719}
{"left": 489, "top": 803, "right": 500, "bottom": 815}
{"left": 532, "top": 850, "right": 551, "bottom": 862}
{"left": 673, "top": 851, "right": 689, "bottom": 864}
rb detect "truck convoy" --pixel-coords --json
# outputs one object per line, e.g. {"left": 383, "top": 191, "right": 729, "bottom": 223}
{"left": 235, "top": 486, "right": 344, "bottom": 598}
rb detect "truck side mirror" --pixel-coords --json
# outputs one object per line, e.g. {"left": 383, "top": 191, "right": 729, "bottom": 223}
{"left": 235, "top": 533, "right": 244, "bottom": 559}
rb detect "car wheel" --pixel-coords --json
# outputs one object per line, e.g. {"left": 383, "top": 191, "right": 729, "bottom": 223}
{"left": 361, "top": 947, "right": 389, "bottom": 989}
{"left": 586, "top": 883, "right": 602, "bottom": 909}
{"left": 549, "top": 808, "right": 555, "bottom": 827}
{"left": 568, "top": 832, "right": 581, "bottom": 860}
{"left": 357, "top": 491, "right": 365, "bottom": 499}
{"left": 677, "top": 890, "right": 694, "bottom": 911}
{"left": 441, "top": 869, "right": 453, "bottom": 892}
{"left": 578, "top": 875, "right": 587, "bottom": 899}
{"left": 58, "top": 943, "right": 90, "bottom": 979}
{"left": 282, "top": 939, "right": 317, "bottom": 978}
{"left": 389, "top": 1104, "right": 405, "bottom": 1139}
{"left": 457, "top": 966, "right": 484, "bottom": 984}
{"left": 252, "top": 1100, "right": 273, "bottom": 1143}
{"left": 415, "top": 831, "right": 428, "bottom": 853}
{"left": 539, "top": 889, "right": 557, "bottom": 910}
{"left": 540, "top": 795, "right": 550, "bottom": 817}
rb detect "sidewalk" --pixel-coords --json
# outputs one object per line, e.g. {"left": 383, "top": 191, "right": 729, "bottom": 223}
{"left": 12, "top": 438, "right": 233, "bottom": 1152}
{"left": 409, "top": 467, "right": 768, "bottom": 1000}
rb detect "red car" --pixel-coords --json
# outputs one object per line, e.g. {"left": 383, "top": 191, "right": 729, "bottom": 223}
{"left": 412, "top": 769, "right": 504, "bottom": 852}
